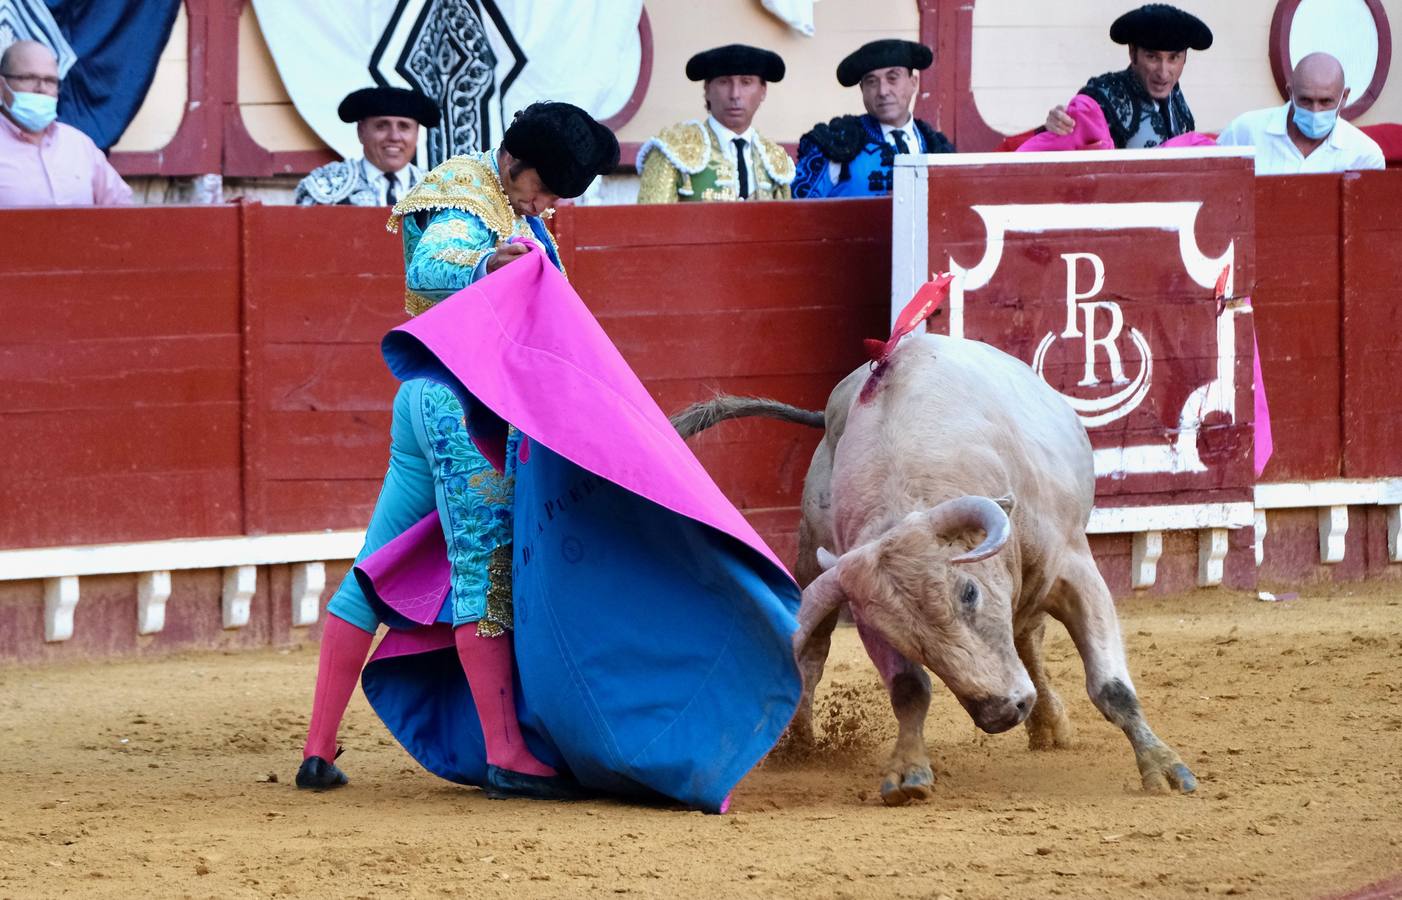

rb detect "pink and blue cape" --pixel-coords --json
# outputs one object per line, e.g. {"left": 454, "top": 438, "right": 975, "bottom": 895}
{"left": 356, "top": 247, "right": 802, "bottom": 812}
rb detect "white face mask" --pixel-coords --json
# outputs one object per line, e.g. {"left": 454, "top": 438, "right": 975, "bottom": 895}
{"left": 3, "top": 82, "right": 58, "bottom": 132}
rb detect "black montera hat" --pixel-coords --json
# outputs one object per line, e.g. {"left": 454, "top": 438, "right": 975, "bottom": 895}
{"left": 502, "top": 102, "right": 620, "bottom": 198}
{"left": 836, "top": 39, "right": 933, "bottom": 87}
{"left": 337, "top": 87, "right": 441, "bottom": 127}
{"left": 685, "top": 44, "right": 785, "bottom": 82}
{"left": 1109, "top": 4, "right": 1213, "bottom": 52}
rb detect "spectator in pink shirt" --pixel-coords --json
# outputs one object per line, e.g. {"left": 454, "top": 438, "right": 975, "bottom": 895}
{"left": 0, "top": 40, "right": 132, "bottom": 207}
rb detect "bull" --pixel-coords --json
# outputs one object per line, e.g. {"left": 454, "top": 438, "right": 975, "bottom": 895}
{"left": 673, "top": 332, "right": 1196, "bottom": 805}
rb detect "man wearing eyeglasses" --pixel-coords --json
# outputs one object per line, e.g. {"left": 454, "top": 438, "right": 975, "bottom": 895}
{"left": 0, "top": 40, "right": 132, "bottom": 207}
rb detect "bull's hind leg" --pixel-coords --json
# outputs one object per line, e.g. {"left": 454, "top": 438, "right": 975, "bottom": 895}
{"left": 1015, "top": 617, "right": 1074, "bottom": 751}
{"left": 853, "top": 616, "right": 934, "bottom": 806}
{"left": 1048, "top": 551, "right": 1197, "bottom": 795}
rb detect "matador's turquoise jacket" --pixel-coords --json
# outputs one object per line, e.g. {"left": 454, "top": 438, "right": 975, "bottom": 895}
{"left": 325, "top": 150, "right": 564, "bottom": 637}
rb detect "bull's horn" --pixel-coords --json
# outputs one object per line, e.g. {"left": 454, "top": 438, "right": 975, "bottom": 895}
{"left": 792, "top": 565, "right": 847, "bottom": 659}
{"left": 924, "top": 495, "right": 1012, "bottom": 564}
{"left": 816, "top": 547, "right": 840, "bottom": 571}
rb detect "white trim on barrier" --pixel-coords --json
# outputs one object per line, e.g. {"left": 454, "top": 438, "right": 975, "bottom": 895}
{"left": 1086, "top": 502, "right": 1255, "bottom": 534}
{"left": 1254, "top": 478, "right": 1402, "bottom": 509}
{"left": 0, "top": 530, "right": 364, "bottom": 582}
{"left": 0, "top": 531, "right": 362, "bottom": 643}
{"left": 894, "top": 147, "right": 1256, "bottom": 168}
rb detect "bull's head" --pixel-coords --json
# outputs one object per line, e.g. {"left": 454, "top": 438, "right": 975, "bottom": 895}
{"left": 795, "top": 495, "right": 1036, "bottom": 733}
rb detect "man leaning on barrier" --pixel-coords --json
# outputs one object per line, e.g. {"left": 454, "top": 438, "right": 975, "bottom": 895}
{"left": 1041, "top": 4, "right": 1211, "bottom": 149}
{"left": 0, "top": 40, "right": 131, "bottom": 207}
{"left": 1217, "top": 52, "right": 1384, "bottom": 175}
{"left": 636, "top": 44, "right": 794, "bottom": 203}
{"left": 792, "top": 39, "right": 955, "bottom": 199}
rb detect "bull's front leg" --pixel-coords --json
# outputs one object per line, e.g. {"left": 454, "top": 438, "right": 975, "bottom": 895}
{"left": 852, "top": 613, "right": 934, "bottom": 806}
{"left": 1015, "top": 616, "right": 1075, "bottom": 751}
{"left": 1049, "top": 552, "right": 1197, "bottom": 794}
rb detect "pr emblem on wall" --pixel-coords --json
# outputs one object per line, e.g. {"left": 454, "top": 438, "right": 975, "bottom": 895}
{"left": 891, "top": 150, "right": 1258, "bottom": 508}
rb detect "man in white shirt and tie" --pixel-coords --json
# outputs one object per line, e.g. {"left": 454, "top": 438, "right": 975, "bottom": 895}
{"left": 1217, "top": 52, "right": 1384, "bottom": 175}
{"left": 636, "top": 44, "right": 795, "bottom": 203}
{"left": 295, "top": 87, "right": 440, "bottom": 206}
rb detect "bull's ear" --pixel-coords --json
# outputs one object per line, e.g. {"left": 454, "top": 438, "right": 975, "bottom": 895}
{"left": 994, "top": 493, "right": 1016, "bottom": 515}
{"left": 816, "top": 547, "right": 840, "bottom": 571}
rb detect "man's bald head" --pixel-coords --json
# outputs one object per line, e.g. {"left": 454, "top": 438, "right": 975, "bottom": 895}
{"left": 1291, "top": 52, "right": 1348, "bottom": 111}
{"left": 1, "top": 40, "right": 57, "bottom": 77}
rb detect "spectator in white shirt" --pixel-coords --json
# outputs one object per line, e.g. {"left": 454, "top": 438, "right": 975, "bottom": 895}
{"left": 1217, "top": 52, "right": 1384, "bottom": 175}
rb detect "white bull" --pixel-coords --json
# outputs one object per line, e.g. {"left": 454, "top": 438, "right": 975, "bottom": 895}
{"left": 674, "top": 332, "right": 1196, "bottom": 805}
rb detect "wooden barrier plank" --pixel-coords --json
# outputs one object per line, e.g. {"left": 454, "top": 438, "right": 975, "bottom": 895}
{"left": 0, "top": 335, "right": 239, "bottom": 411}
{"left": 1341, "top": 173, "right": 1402, "bottom": 478}
{"left": 0, "top": 207, "right": 242, "bottom": 549}
{"left": 241, "top": 203, "right": 406, "bottom": 534}
{"left": 1253, "top": 175, "right": 1344, "bottom": 482}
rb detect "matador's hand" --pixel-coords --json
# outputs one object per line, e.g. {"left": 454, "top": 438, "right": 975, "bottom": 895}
{"left": 486, "top": 241, "right": 532, "bottom": 273}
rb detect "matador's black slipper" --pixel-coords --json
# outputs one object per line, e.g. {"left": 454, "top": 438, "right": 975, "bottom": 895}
{"left": 483, "top": 765, "right": 591, "bottom": 801}
{"left": 296, "top": 748, "right": 348, "bottom": 790}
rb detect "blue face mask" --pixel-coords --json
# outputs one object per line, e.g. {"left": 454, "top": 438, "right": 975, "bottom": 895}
{"left": 1291, "top": 93, "right": 1341, "bottom": 140}
{"left": 3, "top": 87, "right": 58, "bottom": 132}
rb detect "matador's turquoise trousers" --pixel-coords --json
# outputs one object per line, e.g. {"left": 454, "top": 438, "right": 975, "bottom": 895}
{"left": 326, "top": 379, "right": 514, "bottom": 634}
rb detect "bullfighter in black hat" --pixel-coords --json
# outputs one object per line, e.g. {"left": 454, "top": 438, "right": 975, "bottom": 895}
{"left": 792, "top": 39, "right": 955, "bottom": 199}
{"left": 295, "top": 86, "right": 442, "bottom": 206}
{"left": 1042, "top": 3, "right": 1213, "bottom": 149}
{"left": 296, "top": 102, "right": 619, "bottom": 798}
{"left": 636, "top": 44, "right": 795, "bottom": 203}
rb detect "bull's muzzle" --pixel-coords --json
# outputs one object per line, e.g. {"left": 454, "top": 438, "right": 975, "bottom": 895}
{"left": 960, "top": 688, "right": 1037, "bottom": 734}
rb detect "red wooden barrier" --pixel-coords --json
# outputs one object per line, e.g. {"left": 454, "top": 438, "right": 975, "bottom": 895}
{"left": 240, "top": 204, "right": 404, "bottom": 535}
{"left": 0, "top": 178, "right": 1398, "bottom": 574}
{"left": 1341, "top": 172, "right": 1402, "bottom": 478}
{"left": 914, "top": 155, "right": 1256, "bottom": 510}
{"left": 1253, "top": 175, "right": 1344, "bottom": 481}
{"left": 0, "top": 207, "right": 243, "bottom": 549}
{"left": 556, "top": 198, "right": 892, "bottom": 559}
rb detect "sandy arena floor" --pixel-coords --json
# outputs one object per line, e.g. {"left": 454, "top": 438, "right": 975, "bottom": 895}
{"left": 1, "top": 584, "right": 1399, "bottom": 899}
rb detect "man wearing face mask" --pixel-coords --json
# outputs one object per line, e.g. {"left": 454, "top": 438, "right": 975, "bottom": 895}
{"left": 294, "top": 86, "right": 439, "bottom": 206}
{"left": 1041, "top": 4, "right": 1211, "bottom": 149}
{"left": 636, "top": 44, "right": 794, "bottom": 203}
{"left": 1217, "top": 52, "right": 1383, "bottom": 175}
{"left": 0, "top": 40, "right": 131, "bottom": 206}
{"left": 792, "top": 39, "right": 955, "bottom": 199}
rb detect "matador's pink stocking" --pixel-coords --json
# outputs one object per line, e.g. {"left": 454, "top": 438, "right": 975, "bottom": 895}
{"left": 454, "top": 626, "right": 556, "bottom": 777}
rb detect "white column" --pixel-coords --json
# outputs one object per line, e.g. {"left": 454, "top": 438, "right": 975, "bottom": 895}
{"left": 1197, "top": 528, "right": 1228, "bottom": 587}
{"left": 43, "top": 575, "right": 80, "bottom": 642}
{"left": 291, "top": 561, "right": 326, "bottom": 627}
{"left": 1318, "top": 505, "right": 1349, "bottom": 564}
{"left": 1387, "top": 505, "right": 1401, "bottom": 564}
{"left": 1131, "top": 531, "right": 1163, "bottom": 589}
{"left": 136, "top": 570, "right": 173, "bottom": 635}
{"left": 222, "top": 565, "right": 257, "bottom": 629}
{"left": 1253, "top": 509, "right": 1268, "bottom": 567}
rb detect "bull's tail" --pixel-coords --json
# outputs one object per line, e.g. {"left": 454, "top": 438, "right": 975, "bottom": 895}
{"left": 670, "top": 394, "right": 825, "bottom": 439}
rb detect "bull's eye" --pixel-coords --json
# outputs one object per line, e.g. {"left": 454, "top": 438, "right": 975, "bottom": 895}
{"left": 960, "top": 582, "right": 979, "bottom": 610}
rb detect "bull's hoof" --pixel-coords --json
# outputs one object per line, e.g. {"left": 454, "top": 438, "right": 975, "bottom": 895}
{"left": 1137, "top": 746, "right": 1197, "bottom": 795}
{"left": 879, "top": 765, "right": 934, "bottom": 806}
{"left": 1025, "top": 709, "right": 1075, "bottom": 751}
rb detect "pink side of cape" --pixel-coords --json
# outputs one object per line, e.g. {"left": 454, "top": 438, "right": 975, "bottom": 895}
{"left": 386, "top": 247, "right": 792, "bottom": 579}
{"left": 1016, "top": 95, "right": 1217, "bottom": 152}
